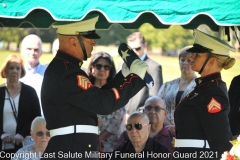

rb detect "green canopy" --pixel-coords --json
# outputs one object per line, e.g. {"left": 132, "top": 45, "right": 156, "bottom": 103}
{"left": 0, "top": 0, "right": 240, "bottom": 31}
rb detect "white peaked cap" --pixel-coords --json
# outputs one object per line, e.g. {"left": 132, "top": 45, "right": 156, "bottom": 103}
{"left": 187, "top": 29, "right": 235, "bottom": 56}
{"left": 52, "top": 15, "right": 101, "bottom": 39}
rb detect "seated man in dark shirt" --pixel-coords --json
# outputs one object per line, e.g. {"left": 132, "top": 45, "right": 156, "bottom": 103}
{"left": 115, "top": 96, "right": 174, "bottom": 152}
{"left": 112, "top": 112, "right": 170, "bottom": 160}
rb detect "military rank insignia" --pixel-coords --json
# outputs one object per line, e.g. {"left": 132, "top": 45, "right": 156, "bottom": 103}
{"left": 111, "top": 88, "right": 120, "bottom": 100}
{"left": 76, "top": 75, "right": 93, "bottom": 90}
{"left": 207, "top": 97, "right": 222, "bottom": 113}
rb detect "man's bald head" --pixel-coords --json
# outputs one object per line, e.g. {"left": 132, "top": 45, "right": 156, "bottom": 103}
{"left": 128, "top": 112, "right": 150, "bottom": 124}
{"left": 144, "top": 96, "right": 168, "bottom": 125}
{"left": 20, "top": 34, "right": 42, "bottom": 68}
{"left": 127, "top": 112, "right": 150, "bottom": 144}
{"left": 144, "top": 96, "right": 166, "bottom": 110}
{"left": 21, "top": 34, "right": 42, "bottom": 51}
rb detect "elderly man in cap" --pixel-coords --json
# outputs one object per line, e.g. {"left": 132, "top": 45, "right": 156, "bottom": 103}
{"left": 173, "top": 29, "right": 235, "bottom": 159}
{"left": 41, "top": 15, "right": 149, "bottom": 159}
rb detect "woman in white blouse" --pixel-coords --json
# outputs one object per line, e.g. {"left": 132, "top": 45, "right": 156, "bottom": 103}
{"left": 157, "top": 46, "right": 196, "bottom": 134}
{"left": 0, "top": 54, "right": 41, "bottom": 158}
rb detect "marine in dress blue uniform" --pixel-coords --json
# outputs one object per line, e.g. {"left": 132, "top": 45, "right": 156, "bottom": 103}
{"left": 173, "top": 29, "right": 236, "bottom": 160}
{"left": 41, "top": 15, "right": 149, "bottom": 159}
{"left": 228, "top": 75, "right": 240, "bottom": 137}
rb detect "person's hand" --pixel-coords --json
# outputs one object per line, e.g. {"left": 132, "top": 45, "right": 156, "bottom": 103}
{"left": 99, "top": 130, "right": 113, "bottom": 141}
{"left": 121, "top": 62, "right": 131, "bottom": 77}
{"left": 165, "top": 124, "right": 175, "bottom": 136}
{"left": 130, "top": 59, "right": 149, "bottom": 79}
{"left": 13, "top": 134, "right": 24, "bottom": 145}
{"left": 1, "top": 133, "right": 14, "bottom": 143}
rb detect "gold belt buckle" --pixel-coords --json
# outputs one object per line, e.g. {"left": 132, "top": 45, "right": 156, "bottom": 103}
{"left": 172, "top": 137, "right": 176, "bottom": 147}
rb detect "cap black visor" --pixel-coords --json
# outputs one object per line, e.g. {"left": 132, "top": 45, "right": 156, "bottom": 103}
{"left": 186, "top": 44, "right": 212, "bottom": 53}
{"left": 79, "top": 30, "right": 101, "bottom": 39}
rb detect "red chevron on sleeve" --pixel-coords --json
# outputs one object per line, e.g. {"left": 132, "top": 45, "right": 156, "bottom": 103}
{"left": 207, "top": 97, "right": 222, "bottom": 113}
{"left": 111, "top": 88, "right": 120, "bottom": 100}
{"left": 76, "top": 75, "right": 93, "bottom": 90}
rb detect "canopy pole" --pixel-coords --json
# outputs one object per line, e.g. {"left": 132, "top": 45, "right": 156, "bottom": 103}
{"left": 218, "top": 26, "right": 225, "bottom": 40}
{"left": 233, "top": 26, "right": 240, "bottom": 43}
{"left": 233, "top": 26, "right": 240, "bottom": 51}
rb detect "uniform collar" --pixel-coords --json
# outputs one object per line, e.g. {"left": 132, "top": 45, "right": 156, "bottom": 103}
{"left": 55, "top": 49, "right": 83, "bottom": 67}
{"left": 195, "top": 72, "right": 221, "bottom": 85}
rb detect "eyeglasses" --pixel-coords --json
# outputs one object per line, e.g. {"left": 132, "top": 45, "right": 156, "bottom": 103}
{"left": 94, "top": 64, "right": 110, "bottom": 70}
{"left": 132, "top": 46, "right": 142, "bottom": 51}
{"left": 144, "top": 106, "right": 166, "bottom": 112}
{"left": 35, "top": 131, "right": 51, "bottom": 137}
{"left": 126, "top": 123, "right": 148, "bottom": 131}
{"left": 132, "top": 44, "right": 145, "bottom": 51}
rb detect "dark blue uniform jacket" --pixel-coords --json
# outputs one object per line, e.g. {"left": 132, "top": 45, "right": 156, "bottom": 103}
{"left": 174, "top": 72, "right": 232, "bottom": 160}
{"left": 41, "top": 50, "right": 146, "bottom": 159}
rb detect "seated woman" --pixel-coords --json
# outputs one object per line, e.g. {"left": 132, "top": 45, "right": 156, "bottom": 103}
{"left": 0, "top": 54, "right": 41, "bottom": 157}
{"left": 157, "top": 46, "right": 196, "bottom": 134}
{"left": 12, "top": 116, "right": 50, "bottom": 160}
{"left": 87, "top": 51, "right": 125, "bottom": 152}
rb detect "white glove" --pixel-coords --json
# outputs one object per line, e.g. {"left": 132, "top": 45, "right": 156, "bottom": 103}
{"left": 130, "top": 59, "right": 149, "bottom": 79}
{"left": 121, "top": 62, "right": 131, "bottom": 77}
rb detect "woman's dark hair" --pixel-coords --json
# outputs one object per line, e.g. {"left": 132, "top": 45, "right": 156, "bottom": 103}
{"left": 87, "top": 51, "right": 116, "bottom": 84}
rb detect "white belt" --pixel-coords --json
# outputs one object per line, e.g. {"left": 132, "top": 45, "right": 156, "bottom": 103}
{"left": 49, "top": 125, "right": 98, "bottom": 137}
{"left": 174, "top": 139, "right": 210, "bottom": 148}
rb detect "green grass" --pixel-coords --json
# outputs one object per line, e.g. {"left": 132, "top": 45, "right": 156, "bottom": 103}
{"left": 0, "top": 50, "right": 239, "bottom": 89}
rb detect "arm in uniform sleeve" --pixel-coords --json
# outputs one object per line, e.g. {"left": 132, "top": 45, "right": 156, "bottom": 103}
{"left": 228, "top": 75, "right": 240, "bottom": 130}
{"left": 102, "top": 71, "right": 130, "bottom": 90}
{"left": 196, "top": 90, "right": 232, "bottom": 157}
{"left": 61, "top": 69, "right": 145, "bottom": 115}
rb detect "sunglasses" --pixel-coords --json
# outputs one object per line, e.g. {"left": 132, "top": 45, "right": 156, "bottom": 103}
{"left": 94, "top": 64, "right": 110, "bottom": 70}
{"left": 35, "top": 131, "right": 50, "bottom": 137}
{"left": 132, "top": 46, "right": 142, "bottom": 51}
{"left": 144, "top": 106, "right": 166, "bottom": 112}
{"left": 126, "top": 123, "right": 148, "bottom": 131}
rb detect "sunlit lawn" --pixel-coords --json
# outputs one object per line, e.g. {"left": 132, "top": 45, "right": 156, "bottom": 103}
{"left": 0, "top": 49, "right": 239, "bottom": 89}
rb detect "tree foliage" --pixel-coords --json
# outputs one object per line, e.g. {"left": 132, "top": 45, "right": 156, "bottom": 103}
{"left": 93, "top": 23, "right": 196, "bottom": 51}
{"left": 95, "top": 24, "right": 137, "bottom": 46}
{"left": 139, "top": 23, "right": 194, "bottom": 50}
{"left": 28, "top": 28, "right": 57, "bottom": 43}
{"left": 1, "top": 24, "right": 236, "bottom": 53}
{"left": 0, "top": 28, "right": 29, "bottom": 50}
{"left": 0, "top": 27, "right": 58, "bottom": 50}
